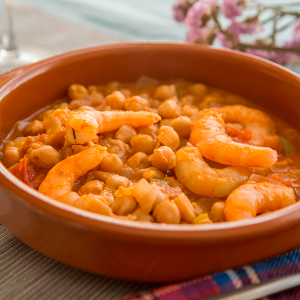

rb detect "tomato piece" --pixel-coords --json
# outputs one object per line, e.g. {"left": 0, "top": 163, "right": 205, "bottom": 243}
{"left": 11, "top": 155, "right": 46, "bottom": 190}
{"left": 225, "top": 126, "right": 252, "bottom": 144}
{"left": 268, "top": 174, "right": 293, "bottom": 188}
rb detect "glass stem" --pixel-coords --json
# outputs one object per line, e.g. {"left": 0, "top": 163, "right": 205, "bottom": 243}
{"left": 0, "top": 0, "right": 19, "bottom": 59}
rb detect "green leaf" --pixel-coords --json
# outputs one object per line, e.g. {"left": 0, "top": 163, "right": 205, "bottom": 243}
{"left": 278, "top": 133, "right": 295, "bottom": 155}
{"left": 149, "top": 178, "right": 169, "bottom": 185}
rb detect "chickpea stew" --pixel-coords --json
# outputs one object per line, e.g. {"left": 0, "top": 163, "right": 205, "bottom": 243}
{"left": 1, "top": 76, "right": 300, "bottom": 224}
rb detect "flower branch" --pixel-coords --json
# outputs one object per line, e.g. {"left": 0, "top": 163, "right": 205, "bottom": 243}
{"left": 173, "top": 0, "right": 300, "bottom": 64}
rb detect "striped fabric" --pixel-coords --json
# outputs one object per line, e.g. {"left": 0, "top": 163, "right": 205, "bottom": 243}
{"left": 119, "top": 249, "right": 300, "bottom": 300}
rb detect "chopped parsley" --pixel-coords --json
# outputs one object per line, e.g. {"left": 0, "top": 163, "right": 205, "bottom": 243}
{"left": 72, "top": 128, "right": 76, "bottom": 141}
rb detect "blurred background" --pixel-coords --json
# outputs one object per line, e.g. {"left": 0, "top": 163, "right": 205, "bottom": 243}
{"left": 0, "top": 0, "right": 299, "bottom": 73}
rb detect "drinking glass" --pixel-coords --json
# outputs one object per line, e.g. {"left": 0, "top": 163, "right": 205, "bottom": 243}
{"left": 0, "top": 0, "right": 53, "bottom": 74}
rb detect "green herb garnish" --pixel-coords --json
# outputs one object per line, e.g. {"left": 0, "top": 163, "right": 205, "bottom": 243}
{"left": 278, "top": 133, "right": 296, "bottom": 155}
{"left": 149, "top": 178, "right": 169, "bottom": 185}
{"left": 72, "top": 128, "right": 76, "bottom": 141}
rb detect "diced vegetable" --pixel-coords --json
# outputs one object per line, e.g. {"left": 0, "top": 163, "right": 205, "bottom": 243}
{"left": 149, "top": 178, "right": 169, "bottom": 185}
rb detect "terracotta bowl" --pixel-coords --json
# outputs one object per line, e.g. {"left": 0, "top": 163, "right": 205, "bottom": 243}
{"left": 0, "top": 44, "right": 300, "bottom": 283}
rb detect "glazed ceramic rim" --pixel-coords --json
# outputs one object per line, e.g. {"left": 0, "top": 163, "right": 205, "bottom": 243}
{"left": 1, "top": 43, "right": 300, "bottom": 241}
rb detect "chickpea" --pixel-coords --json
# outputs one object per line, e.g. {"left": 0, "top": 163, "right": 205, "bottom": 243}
{"left": 190, "top": 83, "right": 208, "bottom": 98}
{"left": 174, "top": 193, "right": 195, "bottom": 223}
{"left": 149, "top": 146, "right": 176, "bottom": 171}
{"left": 105, "top": 91, "right": 126, "bottom": 110}
{"left": 126, "top": 152, "right": 150, "bottom": 170}
{"left": 28, "top": 145, "right": 61, "bottom": 169}
{"left": 158, "top": 126, "right": 180, "bottom": 151}
{"left": 106, "top": 81, "right": 119, "bottom": 94}
{"left": 90, "top": 91, "right": 104, "bottom": 102}
{"left": 136, "top": 124, "right": 158, "bottom": 139}
{"left": 118, "top": 88, "right": 131, "bottom": 99}
{"left": 100, "top": 154, "right": 123, "bottom": 173}
{"left": 3, "top": 147, "right": 21, "bottom": 167}
{"left": 115, "top": 125, "right": 137, "bottom": 144}
{"left": 171, "top": 116, "right": 192, "bottom": 138}
{"left": 111, "top": 195, "right": 137, "bottom": 216}
{"left": 124, "top": 96, "right": 149, "bottom": 111}
{"left": 22, "top": 120, "right": 45, "bottom": 136}
{"left": 58, "top": 146, "right": 73, "bottom": 160}
{"left": 130, "top": 134, "right": 156, "bottom": 155}
{"left": 99, "top": 138, "right": 130, "bottom": 159}
{"left": 105, "top": 175, "right": 130, "bottom": 189}
{"left": 69, "top": 99, "right": 92, "bottom": 110}
{"left": 130, "top": 208, "right": 154, "bottom": 223}
{"left": 68, "top": 84, "right": 88, "bottom": 100}
{"left": 181, "top": 95, "right": 194, "bottom": 107}
{"left": 160, "top": 119, "right": 173, "bottom": 127}
{"left": 182, "top": 105, "right": 199, "bottom": 117}
{"left": 209, "top": 202, "right": 226, "bottom": 223}
{"left": 78, "top": 180, "right": 104, "bottom": 196}
{"left": 72, "top": 145, "right": 88, "bottom": 154}
{"left": 136, "top": 167, "right": 165, "bottom": 180}
{"left": 118, "top": 166, "right": 135, "bottom": 180}
{"left": 153, "top": 199, "right": 180, "bottom": 224}
{"left": 157, "top": 100, "right": 181, "bottom": 119}
{"left": 142, "top": 169, "right": 157, "bottom": 179}
{"left": 154, "top": 85, "right": 176, "bottom": 100}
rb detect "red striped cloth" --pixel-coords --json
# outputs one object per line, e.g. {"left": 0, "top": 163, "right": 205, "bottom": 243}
{"left": 119, "top": 249, "right": 300, "bottom": 300}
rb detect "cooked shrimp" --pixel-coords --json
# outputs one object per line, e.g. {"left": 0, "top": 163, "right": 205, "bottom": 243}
{"left": 38, "top": 145, "right": 114, "bottom": 216}
{"left": 213, "top": 105, "right": 276, "bottom": 147}
{"left": 224, "top": 181, "right": 296, "bottom": 221}
{"left": 189, "top": 109, "right": 277, "bottom": 168}
{"left": 175, "top": 145, "right": 251, "bottom": 197}
{"left": 65, "top": 110, "right": 161, "bottom": 144}
{"left": 39, "top": 145, "right": 106, "bottom": 199}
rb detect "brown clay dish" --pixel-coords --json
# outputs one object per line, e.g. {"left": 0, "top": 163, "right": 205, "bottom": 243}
{"left": 0, "top": 43, "right": 300, "bottom": 282}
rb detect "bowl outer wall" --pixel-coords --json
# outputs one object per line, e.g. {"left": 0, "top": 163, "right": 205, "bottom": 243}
{"left": 0, "top": 43, "right": 300, "bottom": 282}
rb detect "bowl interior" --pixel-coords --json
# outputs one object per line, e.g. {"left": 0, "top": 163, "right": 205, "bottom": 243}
{"left": 0, "top": 43, "right": 300, "bottom": 236}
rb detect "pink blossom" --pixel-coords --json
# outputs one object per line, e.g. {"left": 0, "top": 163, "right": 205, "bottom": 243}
{"left": 223, "top": 0, "right": 244, "bottom": 20}
{"left": 216, "top": 32, "right": 233, "bottom": 48}
{"left": 239, "top": 18, "right": 264, "bottom": 35}
{"left": 290, "top": 18, "right": 300, "bottom": 47}
{"left": 185, "top": 0, "right": 217, "bottom": 28}
{"left": 185, "top": 26, "right": 214, "bottom": 43}
{"left": 227, "top": 20, "right": 240, "bottom": 42}
{"left": 173, "top": 0, "right": 187, "bottom": 23}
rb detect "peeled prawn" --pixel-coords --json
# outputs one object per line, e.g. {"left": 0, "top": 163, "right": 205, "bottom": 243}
{"left": 65, "top": 110, "right": 161, "bottom": 144}
{"left": 38, "top": 146, "right": 112, "bottom": 215}
{"left": 213, "top": 105, "right": 277, "bottom": 146}
{"left": 224, "top": 181, "right": 296, "bottom": 221}
{"left": 189, "top": 109, "right": 277, "bottom": 168}
{"left": 175, "top": 145, "right": 251, "bottom": 197}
